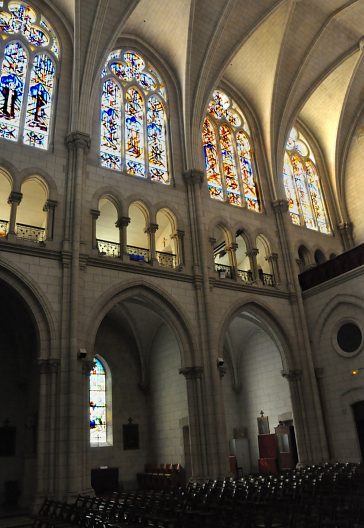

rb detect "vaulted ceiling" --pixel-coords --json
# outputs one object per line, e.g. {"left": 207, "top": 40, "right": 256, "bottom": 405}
{"left": 44, "top": 0, "right": 364, "bottom": 231}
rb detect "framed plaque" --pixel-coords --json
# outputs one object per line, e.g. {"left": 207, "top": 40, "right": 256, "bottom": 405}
{"left": 123, "top": 420, "right": 139, "bottom": 450}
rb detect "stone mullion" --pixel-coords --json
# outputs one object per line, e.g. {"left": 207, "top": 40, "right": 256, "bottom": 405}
{"left": 267, "top": 252, "right": 279, "bottom": 285}
{"left": 146, "top": 223, "right": 158, "bottom": 265}
{"left": 43, "top": 199, "right": 58, "bottom": 241}
{"left": 226, "top": 243, "right": 238, "bottom": 280}
{"left": 246, "top": 248, "right": 259, "bottom": 282}
{"left": 172, "top": 229, "right": 185, "bottom": 267}
{"left": 90, "top": 209, "right": 100, "bottom": 251}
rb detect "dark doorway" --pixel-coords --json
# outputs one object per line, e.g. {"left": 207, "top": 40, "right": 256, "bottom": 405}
{"left": 352, "top": 401, "right": 364, "bottom": 460}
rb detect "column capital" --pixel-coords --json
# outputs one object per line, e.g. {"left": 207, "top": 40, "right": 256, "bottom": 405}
{"left": 183, "top": 169, "right": 204, "bottom": 187}
{"left": 116, "top": 216, "right": 130, "bottom": 228}
{"left": 43, "top": 199, "right": 58, "bottom": 212}
{"left": 246, "top": 247, "right": 259, "bottom": 257}
{"left": 172, "top": 229, "right": 185, "bottom": 240}
{"left": 272, "top": 199, "right": 289, "bottom": 213}
{"left": 38, "top": 358, "right": 60, "bottom": 374}
{"left": 65, "top": 131, "right": 91, "bottom": 151}
{"left": 267, "top": 252, "right": 278, "bottom": 262}
{"left": 8, "top": 191, "right": 22, "bottom": 205}
{"left": 281, "top": 368, "right": 303, "bottom": 382}
{"left": 90, "top": 208, "right": 100, "bottom": 219}
{"left": 146, "top": 223, "right": 159, "bottom": 234}
{"left": 227, "top": 243, "right": 238, "bottom": 252}
{"left": 179, "top": 366, "right": 203, "bottom": 380}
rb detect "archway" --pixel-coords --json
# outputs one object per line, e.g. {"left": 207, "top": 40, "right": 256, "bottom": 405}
{"left": 87, "top": 286, "right": 194, "bottom": 489}
{"left": 222, "top": 307, "right": 295, "bottom": 474}
{"left": 0, "top": 279, "right": 38, "bottom": 510}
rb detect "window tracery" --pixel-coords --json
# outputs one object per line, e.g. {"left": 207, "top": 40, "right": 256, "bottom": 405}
{"left": 0, "top": 1, "right": 59, "bottom": 149}
{"left": 100, "top": 49, "right": 169, "bottom": 184}
{"left": 203, "top": 90, "right": 260, "bottom": 211}
{"left": 283, "top": 127, "right": 330, "bottom": 234}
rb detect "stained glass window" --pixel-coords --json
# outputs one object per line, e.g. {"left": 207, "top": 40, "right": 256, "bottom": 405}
{"left": 100, "top": 50, "right": 169, "bottom": 183}
{"left": 0, "top": 2, "right": 59, "bottom": 149}
{"left": 203, "top": 89, "right": 260, "bottom": 211}
{"left": 90, "top": 357, "right": 107, "bottom": 445}
{"left": 284, "top": 127, "right": 330, "bottom": 233}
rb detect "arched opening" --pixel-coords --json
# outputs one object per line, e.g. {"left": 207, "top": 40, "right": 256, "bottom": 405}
{"left": 235, "top": 231, "right": 252, "bottom": 284}
{"left": 213, "top": 225, "right": 232, "bottom": 278}
{"left": 90, "top": 292, "right": 190, "bottom": 490}
{"left": 0, "top": 170, "right": 11, "bottom": 236}
{"left": 17, "top": 178, "right": 48, "bottom": 242}
{"left": 314, "top": 249, "right": 326, "bottom": 265}
{"left": 127, "top": 202, "right": 150, "bottom": 262}
{"left": 256, "top": 235, "right": 274, "bottom": 286}
{"left": 222, "top": 308, "right": 296, "bottom": 474}
{"left": 156, "top": 209, "right": 177, "bottom": 268}
{"left": 298, "top": 245, "right": 311, "bottom": 272}
{"left": 96, "top": 198, "right": 119, "bottom": 257}
{"left": 0, "top": 279, "right": 39, "bottom": 509}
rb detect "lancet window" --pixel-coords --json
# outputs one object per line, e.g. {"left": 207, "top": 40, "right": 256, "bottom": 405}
{"left": 283, "top": 127, "right": 330, "bottom": 233}
{"left": 0, "top": 1, "right": 59, "bottom": 149}
{"left": 202, "top": 89, "right": 260, "bottom": 211}
{"left": 90, "top": 356, "right": 110, "bottom": 446}
{"left": 100, "top": 49, "right": 169, "bottom": 184}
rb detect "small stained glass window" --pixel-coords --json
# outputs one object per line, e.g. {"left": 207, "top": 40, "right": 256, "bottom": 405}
{"left": 100, "top": 50, "right": 169, "bottom": 184}
{"left": 203, "top": 89, "right": 261, "bottom": 211}
{"left": 0, "top": 1, "right": 59, "bottom": 149}
{"left": 284, "top": 128, "right": 330, "bottom": 233}
{"left": 90, "top": 357, "right": 107, "bottom": 445}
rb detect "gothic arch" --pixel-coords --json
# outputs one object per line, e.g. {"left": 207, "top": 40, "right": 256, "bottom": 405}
{"left": 84, "top": 281, "right": 197, "bottom": 368}
{"left": 218, "top": 299, "right": 293, "bottom": 372}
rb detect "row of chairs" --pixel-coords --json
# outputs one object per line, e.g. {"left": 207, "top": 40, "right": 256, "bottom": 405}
{"left": 32, "top": 462, "right": 364, "bottom": 528}
{"left": 137, "top": 464, "right": 185, "bottom": 490}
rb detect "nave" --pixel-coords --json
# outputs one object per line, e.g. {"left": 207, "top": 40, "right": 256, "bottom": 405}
{"left": 30, "top": 463, "right": 364, "bottom": 528}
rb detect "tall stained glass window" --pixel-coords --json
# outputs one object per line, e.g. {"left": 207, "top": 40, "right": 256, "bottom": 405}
{"left": 90, "top": 357, "right": 108, "bottom": 446}
{"left": 100, "top": 49, "right": 169, "bottom": 184}
{"left": 0, "top": 1, "right": 59, "bottom": 149}
{"left": 202, "top": 89, "right": 260, "bottom": 211}
{"left": 284, "top": 127, "right": 330, "bottom": 233}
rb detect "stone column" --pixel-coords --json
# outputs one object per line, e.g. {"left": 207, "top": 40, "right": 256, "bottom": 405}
{"left": 337, "top": 222, "right": 354, "bottom": 251}
{"left": 7, "top": 191, "right": 22, "bottom": 240}
{"left": 226, "top": 243, "right": 238, "bottom": 280}
{"left": 81, "top": 359, "right": 95, "bottom": 494}
{"left": 179, "top": 367, "right": 207, "bottom": 478}
{"left": 171, "top": 229, "right": 185, "bottom": 267}
{"left": 36, "top": 358, "right": 60, "bottom": 505}
{"left": 314, "top": 367, "right": 333, "bottom": 461}
{"left": 209, "top": 237, "right": 217, "bottom": 274}
{"left": 246, "top": 248, "right": 259, "bottom": 282}
{"left": 90, "top": 209, "right": 100, "bottom": 251}
{"left": 116, "top": 216, "right": 130, "bottom": 261}
{"left": 146, "top": 223, "right": 159, "bottom": 265}
{"left": 43, "top": 200, "right": 58, "bottom": 241}
{"left": 281, "top": 369, "right": 310, "bottom": 465}
{"left": 267, "top": 252, "right": 280, "bottom": 285}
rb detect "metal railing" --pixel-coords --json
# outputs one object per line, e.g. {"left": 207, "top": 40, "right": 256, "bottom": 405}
{"left": 237, "top": 269, "right": 253, "bottom": 284}
{"left": 157, "top": 251, "right": 176, "bottom": 269}
{"left": 16, "top": 222, "right": 45, "bottom": 242}
{"left": 127, "top": 245, "right": 150, "bottom": 263}
{"left": 97, "top": 239, "right": 120, "bottom": 257}
{"left": 215, "top": 263, "right": 232, "bottom": 278}
{"left": 262, "top": 272, "right": 275, "bottom": 286}
{"left": 0, "top": 219, "right": 8, "bottom": 237}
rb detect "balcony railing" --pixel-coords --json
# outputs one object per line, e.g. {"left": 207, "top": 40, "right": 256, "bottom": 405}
{"left": 0, "top": 219, "right": 8, "bottom": 237}
{"left": 127, "top": 245, "right": 150, "bottom": 263}
{"left": 262, "top": 272, "right": 275, "bottom": 286}
{"left": 97, "top": 239, "right": 120, "bottom": 257}
{"left": 215, "top": 263, "right": 232, "bottom": 278}
{"left": 157, "top": 251, "right": 177, "bottom": 269}
{"left": 16, "top": 222, "right": 45, "bottom": 242}
{"left": 237, "top": 269, "right": 253, "bottom": 284}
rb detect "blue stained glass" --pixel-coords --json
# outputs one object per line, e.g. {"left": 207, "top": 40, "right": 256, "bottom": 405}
{"left": 23, "top": 54, "right": 55, "bottom": 149}
{"left": 100, "top": 78, "right": 122, "bottom": 171}
{"left": 147, "top": 96, "right": 168, "bottom": 183}
{"left": 90, "top": 358, "right": 107, "bottom": 445}
{"left": 110, "top": 61, "right": 134, "bottom": 82}
{"left": 136, "top": 72, "right": 157, "bottom": 91}
{"left": 0, "top": 41, "right": 28, "bottom": 142}
{"left": 125, "top": 87, "right": 145, "bottom": 177}
{"left": 124, "top": 51, "right": 144, "bottom": 72}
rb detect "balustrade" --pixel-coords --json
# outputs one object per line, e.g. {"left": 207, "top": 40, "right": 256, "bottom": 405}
{"left": 0, "top": 219, "right": 8, "bottom": 237}
{"left": 16, "top": 222, "right": 45, "bottom": 242}
{"left": 262, "top": 272, "right": 275, "bottom": 286}
{"left": 215, "top": 263, "right": 232, "bottom": 278}
{"left": 237, "top": 269, "right": 253, "bottom": 284}
{"left": 97, "top": 239, "right": 120, "bottom": 257}
{"left": 156, "top": 251, "right": 176, "bottom": 268}
{"left": 127, "top": 245, "right": 150, "bottom": 263}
